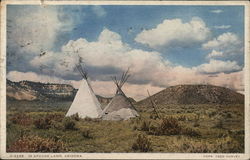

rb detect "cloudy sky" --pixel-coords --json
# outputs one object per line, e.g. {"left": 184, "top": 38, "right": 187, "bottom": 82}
{"left": 6, "top": 5, "right": 245, "bottom": 100}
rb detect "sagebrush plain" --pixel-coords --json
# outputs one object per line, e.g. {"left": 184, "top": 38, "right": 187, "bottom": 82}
{"left": 6, "top": 99, "right": 244, "bottom": 153}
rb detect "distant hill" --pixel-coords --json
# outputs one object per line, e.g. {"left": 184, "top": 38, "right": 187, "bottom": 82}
{"left": 138, "top": 84, "right": 244, "bottom": 106}
{"left": 6, "top": 80, "right": 116, "bottom": 106}
{"left": 7, "top": 80, "right": 77, "bottom": 101}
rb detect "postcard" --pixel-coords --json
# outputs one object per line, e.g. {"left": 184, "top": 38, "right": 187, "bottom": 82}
{"left": 0, "top": 0, "right": 249, "bottom": 159}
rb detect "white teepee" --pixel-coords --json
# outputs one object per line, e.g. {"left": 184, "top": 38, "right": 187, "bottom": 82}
{"left": 66, "top": 64, "right": 102, "bottom": 118}
{"left": 101, "top": 69, "right": 139, "bottom": 121}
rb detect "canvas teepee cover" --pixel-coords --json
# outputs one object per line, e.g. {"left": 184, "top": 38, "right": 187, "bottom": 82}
{"left": 66, "top": 64, "right": 102, "bottom": 118}
{"left": 101, "top": 70, "right": 139, "bottom": 120}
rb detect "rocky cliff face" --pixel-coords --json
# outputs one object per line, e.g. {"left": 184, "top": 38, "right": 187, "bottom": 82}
{"left": 6, "top": 80, "right": 114, "bottom": 105}
{"left": 7, "top": 80, "right": 77, "bottom": 101}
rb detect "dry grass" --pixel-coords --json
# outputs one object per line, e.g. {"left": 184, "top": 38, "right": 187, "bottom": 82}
{"left": 6, "top": 101, "right": 244, "bottom": 153}
{"left": 7, "top": 135, "right": 66, "bottom": 152}
{"left": 132, "top": 134, "right": 153, "bottom": 152}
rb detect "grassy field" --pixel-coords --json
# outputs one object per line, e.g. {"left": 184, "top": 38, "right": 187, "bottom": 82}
{"left": 6, "top": 100, "right": 244, "bottom": 153}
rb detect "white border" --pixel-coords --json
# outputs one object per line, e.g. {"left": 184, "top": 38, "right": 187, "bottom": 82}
{"left": 0, "top": 1, "right": 7, "bottom": 159}
{"left": 244, "top": 1, "right": 250, "bottom": 159}
{"left": 0, "top": 1, "right": 249, "bottom": 159}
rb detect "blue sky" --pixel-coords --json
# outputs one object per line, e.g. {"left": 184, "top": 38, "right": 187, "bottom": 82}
{"left": 55, "top": 5, "right": 244, "bottom": 66}
{"left": 6, "top": 5, "right": 245, "bottom": 99}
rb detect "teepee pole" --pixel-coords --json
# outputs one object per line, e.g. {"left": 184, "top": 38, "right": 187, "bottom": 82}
{"left": 147, "top": 90, "right": 160, "bottom": 119}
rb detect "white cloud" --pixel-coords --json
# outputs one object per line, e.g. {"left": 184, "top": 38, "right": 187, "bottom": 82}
{"left": 135, "top": 17, "right": 211, "bottom": 48}
{"left": 203, "top": 32, "right": 240, "bottom": 49}
{"left": 51, "top": 28, "right": 169, "bottom": 82}
{"left": 7, "top": 71, "right": 60, "bottom": 83}
{"left": 26, "top": 28, "right": 244, "bottom": 100}
{"left": 8, "top": 6, "right": 76, "bottom": 55}
{"left": 211, "top": 10, "right": 223, "bottom": 14}
{"left": 30, "top": 51, "right": 79, "bottom": 77}
{"left": 202, "top": 32, "right": 243, "bottom": 58}
{"left": 195, "top": 59, "right": 241, "bottom": 74}
{"left": 91, "top": 6, "right": 107, "bottom": 18}
{"left": 214, "top": 25, "right": 231, "bottom": 29}
{"left": 209, "top": 69, "right": 244, "bottom": 93}
{"left": 206, "top": 50, "right": 223, "bottom": 59}
{"left": 163, "top": 65, "right": 244, "bottom": 94}
{"left": 91, "top": 80, "right": 164, "bottom": 101}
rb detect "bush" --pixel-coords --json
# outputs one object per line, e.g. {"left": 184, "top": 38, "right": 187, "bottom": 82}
{"left": 182, "top": 127, "right": 201, "bottom": 137}
{"left": 208, "top": 111, "right": 217, "bottom": 118}
{"left": 46, "top": 113, "right": 64, "bottom": 122}
{"left": 7, "top": 135, "right": 66, "bottom": 152}
{"left": 193, "top": 122, "right": 200, "bottom": 127}
{"left": 70, "top": 113, "right": 80, "bottom": 121}
{"left": 81, "top": 129, "right": 93, "bottom": 139}
{"left": 34, "top": 116, "right": 52, "bottom": 129}
{"left": 84, "top": 117, "right": 93, "bottom": 122}
{"left": 140, "top": 120, "right": 151, "bottom": 131}
{"left": 34, "top": 118, "right": 51, "bottom": 129}
{"left": 149, "top": 112, "right": 158, "bottom": 120}
{"left": 180, "top": 141, "right": 212, "bottom": 153}
{"left": 214, "top": 120, "right": 224, "bottom": 129}
{"left": 10, "top": 113, "right": 33, "bottom": 126}
{"left": 132, "top": 125, "right": 138, "bottom": 130}
{"left": 172, "top": 135, "right": 244, "bottom": 153}
{"left": 51, "top": 120, "right": 64, "bottom": 130}
{"left": 148, "top": 125, "right": 158, "bottom": 135}
{"left": 226, "top": 112, "right": 233, "bottom": 118}
{"left": 132, "top": 134, "right": 153, "bottom": 152}
{"left": 157, "top": 117, "right": 181, "bottom": 135}
{"left": 177, "top": 115, "right": 186, "bottom": 121}
{"left": 34, "top": 114, "right": 64, "bottom": 129}
{"left": 83, "top": 117, "right": 101, "bottom": 122}
{"left": 63, "top": 118, "right": 77, "bottom": 130}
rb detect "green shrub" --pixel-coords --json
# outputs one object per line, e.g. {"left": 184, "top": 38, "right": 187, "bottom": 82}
{"left": 157, "top": 117, "right": 181, "bottom": 135}
{"left": 51, "top": 120, "right": 64, "bottom": 130}
{"left": 226, "top": 112, "right": 233, "bottom": 118}
{"left": 193, "top": 122, "right": 200, "bottom": 127}
{"left": 132, "top": 125, "right": 138, "bottom": 130}
{"left": 208, "top": 111, "right": 217, "bottom": 118}
{"left": 182, "top": 127, "right": 201, "bottom": 137}
{"left": 84, "top": 117, "right": 93, "bottom": 122}
{"left": 83, "top": 117, "right": 101, "bottom": 122}
{"left": 7, "top": 135, "right": 66, "bottom": 152}
{"left": 140, "top": 120, "right": 151, "bottom": 131}
{"left": 180, "top": 141, "right": 212, "bottom": 153}
{"left": 81, "top": 129, "right": 93, "bottom": 139}
{"left": 63, "top": 118, "right": 77, "bottom": 130}
{"left": 34, "top": 114, "right": 64, "bottom": 129}
{"left": 174, "top": 136, "right": 244, "bottom": 153}
{"left": 177, "top": 115, "right": 186, "bottom": 121}
{"left": 149, "top": 112, "right": 158, "bottom": 120}
{"left": 70, "top": 113, "right": 80, "bottom": 121}
{"left": 148, "top": 125, "right": 158, "bottom": 135}
{"left": 10, "top": 113, "right": 33, "bottom": 126}
{"left": 45, "top": 113, "right": 64, "bottom": 122}
{"left": 132, "top": 134, "right": 153, "bottom": 152}
{"left": 34, "top": 117, "right": 52, "bottom": 129}
{"left": 214, "top": 120, "right": 224, "bottom": 129}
